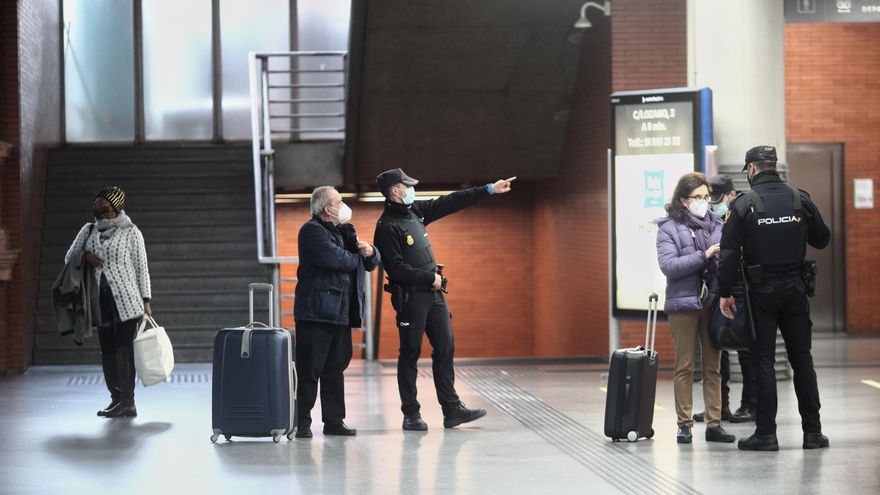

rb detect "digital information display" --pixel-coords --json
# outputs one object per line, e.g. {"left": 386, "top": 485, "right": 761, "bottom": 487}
{"left": 610, "top": 88, "right": 713, "bottom": 316}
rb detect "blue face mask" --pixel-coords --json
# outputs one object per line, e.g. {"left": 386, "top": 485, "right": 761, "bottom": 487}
{"left": 711, "top": 202, "right": 728, "bottom": 216}
{"left": 402, "top": 186, "right": 415, "bottom": 205}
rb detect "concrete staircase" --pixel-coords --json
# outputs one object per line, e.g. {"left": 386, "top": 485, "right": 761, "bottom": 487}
{"left": 35, "top": 145, "right": 270, "bottom": 364}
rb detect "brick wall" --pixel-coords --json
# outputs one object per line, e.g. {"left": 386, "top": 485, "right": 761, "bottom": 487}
{"left": 531, "top": 12, "right": 611, "bottom": 358}
{"left": 0, "top": 0, "right": 22, "bottom": 373}
{"left": 785, "top": 23, "right": 880, "bottom": 334}
{"left": 275, "top": 188, "right": 536, "bottom": 360}
{"left": 0, "top": 0, "right": 61, "bottom": 373}
{"left": 17, "top": 0, "right": 62, "bottom": 371}
{"left": 611, "top": 0, "right": 688, "bottom": 365}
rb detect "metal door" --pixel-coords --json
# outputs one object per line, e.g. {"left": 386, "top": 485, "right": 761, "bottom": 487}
{"left": 786, "top": 143, "right": 845, "bottom": 333}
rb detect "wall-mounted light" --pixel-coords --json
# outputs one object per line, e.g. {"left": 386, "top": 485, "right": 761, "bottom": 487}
{"left": 574, "top": 1, "right": 611, "bottom": 29}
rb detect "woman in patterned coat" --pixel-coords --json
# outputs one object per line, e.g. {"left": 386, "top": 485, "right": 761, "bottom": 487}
{"left": 64, "top": 186, "right": 152, "bottom": 418}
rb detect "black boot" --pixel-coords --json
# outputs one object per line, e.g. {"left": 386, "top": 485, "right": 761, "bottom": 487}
{"left": 737, "top": 432, "right": 779, "bottom": 451}
{"left": 442, "top": 402, "right": 487, "bottom": 428}
{"left": 98, "top": 352, "right": 120, "bottom": 417}
{"left": 803, "top": 432, "right": 829, "bottom": 449}
{"left": 730, "top": 406, "right": 757, "bottom": 423}
{"left": 105, "top": 348, "right": 137, "bottom": 418}
{"left": 403, "top": 412, "right": 428, "bottom": 431}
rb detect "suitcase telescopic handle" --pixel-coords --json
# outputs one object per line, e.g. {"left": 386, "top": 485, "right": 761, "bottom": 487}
{"left": 248, "top": 283, "right": 274, "bottom": 327}
{"left": 645, "top": 293, "right": 659, "bottom": 354}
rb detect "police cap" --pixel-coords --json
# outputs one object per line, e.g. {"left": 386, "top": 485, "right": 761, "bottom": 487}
{"left": 709, "top": 175, "right": 734, "bottom": 203}
{"left": 742, "top": 145, "right": 777, "bottom": 171}
{"left": 376, "top": 168, "right": 419, "bottom": 197}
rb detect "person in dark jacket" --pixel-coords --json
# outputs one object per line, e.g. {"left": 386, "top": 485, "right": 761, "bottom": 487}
{"left": 693, "top": 174, "right": 758, "bottom": 424}
{"left": 373, "top": 168, "right": 514, "bottom": 431}
{"left": 656, "top": 172, "right": 735, "bottom": 445}
{"left": 718, "top": 145, "right": 831, "bottom": 451}
{"left": 293, "top": 186, "right": 380, "bottom": 438}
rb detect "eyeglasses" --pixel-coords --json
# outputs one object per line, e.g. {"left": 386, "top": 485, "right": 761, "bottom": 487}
{"left": 687, "top": 195, "right": 710, "bottom": 201}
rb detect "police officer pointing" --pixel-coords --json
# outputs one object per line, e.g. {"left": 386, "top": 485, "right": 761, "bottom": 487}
{"left": 717, "top": 146, "right": 831, "bottom": 451}
{"left": 373, "top": 168, "right": 515, "bottom": 431}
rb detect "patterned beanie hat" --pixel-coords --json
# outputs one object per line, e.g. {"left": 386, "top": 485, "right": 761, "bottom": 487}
{"left": 96, "top": 186, "right": 125, "bottom": 212}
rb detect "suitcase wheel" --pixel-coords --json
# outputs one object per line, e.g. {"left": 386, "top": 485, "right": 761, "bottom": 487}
{"left": 210, "top": 433, "right": 219, "bottom": 443}
{"left": 647, "top": 429, "right": 655, "bottom": 439}
{"left": 225, "top": 435, "right": 232, "bottom": 441}
{"left": 273, "top": 434, "right": 282, "bottom": 443}
{"left": 626, "top": 431, "right": 639, "bottom": 442}
{"left": 287, "top": 432, "right": 295, "bottom": 441}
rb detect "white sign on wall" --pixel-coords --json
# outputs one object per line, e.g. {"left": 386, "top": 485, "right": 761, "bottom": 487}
{"left": 854, "top": 178, "right": 874, "bottom": 209}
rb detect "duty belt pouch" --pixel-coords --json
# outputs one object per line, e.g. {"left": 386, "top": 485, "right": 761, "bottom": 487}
{"left": 385, "top": 282, "right": 410, "bottom": 313}
{"left": 802, "top": 260, "right": 817, "bottom": 297}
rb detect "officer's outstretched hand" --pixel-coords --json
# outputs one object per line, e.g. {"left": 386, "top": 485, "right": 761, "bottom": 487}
{"left": 493, "top": 177, "right": 516, "bottom": 194}
{"left": 719, "top": 296, "right": 737, "bottom": 320}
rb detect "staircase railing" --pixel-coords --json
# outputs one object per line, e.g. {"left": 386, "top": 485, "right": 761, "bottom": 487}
{"left": 248, "top": 51, "right": 373, "bottom": 359}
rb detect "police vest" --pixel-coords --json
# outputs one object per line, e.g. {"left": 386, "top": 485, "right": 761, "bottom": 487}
{"left": 396, "top": 212, "right": 437, "bottom": 272}
{"left": 738, "top": 186, "right": 807, "bottom": 269}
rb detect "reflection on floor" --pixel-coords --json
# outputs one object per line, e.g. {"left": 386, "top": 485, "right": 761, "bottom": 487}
{"left": 1, "top": 335, "right": 879, "bottom": 494}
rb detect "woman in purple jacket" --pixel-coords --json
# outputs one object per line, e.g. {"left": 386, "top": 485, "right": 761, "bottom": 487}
{"left": 656, "top": 172, "right": 735, "bottom": 445}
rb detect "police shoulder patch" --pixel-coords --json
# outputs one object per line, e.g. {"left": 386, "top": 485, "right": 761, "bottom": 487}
{"left": 406, "top": 234, "right": 414, "bottom": 246}
{"left": 724, "top": 210, "right": 732, "bottom": 223}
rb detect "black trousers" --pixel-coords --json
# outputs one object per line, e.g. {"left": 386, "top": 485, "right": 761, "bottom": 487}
{"left": 748, "top": 285, "right": 821, "bottom": 435}
{"left": 295, "top": 321, "right": 352, "bottom": 426}
{"left": 737, "top": 348, "right": 758, "bottom": 410}
{"left": 394, "top": 290, "right": 459, "bottom": 415}
{"left": 97, "top": 287, "right": 138, "bottom": 353}
{"left": 98, "top": 287, "right": 138, "bottom": 401}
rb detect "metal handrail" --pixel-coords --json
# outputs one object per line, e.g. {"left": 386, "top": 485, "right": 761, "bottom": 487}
{"left": 247, "top": 50, "right": 373, "bottom": 357}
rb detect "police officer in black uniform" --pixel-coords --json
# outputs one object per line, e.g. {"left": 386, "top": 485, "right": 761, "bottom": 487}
{"left": 717, "top": 146, "right": 831, "bottom": 451}
{"left": 373, "top": 168, "right": 515, "bottom": 431}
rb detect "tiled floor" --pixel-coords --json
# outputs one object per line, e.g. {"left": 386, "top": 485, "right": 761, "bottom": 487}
{"left": 1, "top": 335, "right": 878, "bottom": 494}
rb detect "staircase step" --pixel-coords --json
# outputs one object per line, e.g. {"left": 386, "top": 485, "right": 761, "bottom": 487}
{"left": 46, "top": 159, "right": 252, "bottom": 177}
{"left": 46, "top": 176, "right": 251, "bottom": 194}
{"left": 44, "top": 192, "right": 255, "bottom": 212}
{"left": 42, "top": 209, "right": 255, "bottom": 229}
{"left": 48, "top": 145, "right": 251, "bottom": 163}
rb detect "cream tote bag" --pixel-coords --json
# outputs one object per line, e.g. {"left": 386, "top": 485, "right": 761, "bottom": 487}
{"left": 133, "top": 315, "right": 175, "bottom": 386}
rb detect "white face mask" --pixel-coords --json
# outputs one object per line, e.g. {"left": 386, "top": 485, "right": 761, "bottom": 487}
{"left": 401, "top": 186, "right": 415, "bottom": 205}
{"left": 710, "top": 202, "right": 728, "bottom": 216}
{"left": 331, "top": 202, "right": 352, "bottom": 224}
{"left": 687, "top": 198, "right": 709, "bottom": 218}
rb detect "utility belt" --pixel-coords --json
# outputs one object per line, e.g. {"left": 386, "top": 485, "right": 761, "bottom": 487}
{"left": 743, "top": 260, "right": 817, "bottom": 297}
{"left": 384, "top": 265, "right": 449, "bottom": 312}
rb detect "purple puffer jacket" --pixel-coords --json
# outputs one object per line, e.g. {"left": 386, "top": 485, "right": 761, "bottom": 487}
{"left": 655, "top": 212, "right": 724, "bottom": 313}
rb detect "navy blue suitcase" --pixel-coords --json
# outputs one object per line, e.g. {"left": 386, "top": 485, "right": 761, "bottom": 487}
{"left": 604, "top": 293, "right": 659, "bottom": 442}
{"left": 211, "top": 283, "right": 297, "bottom": 443}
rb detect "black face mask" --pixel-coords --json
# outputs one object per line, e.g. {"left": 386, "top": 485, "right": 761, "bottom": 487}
{"left": 94, "top": 205, "right": 111, "bottom": 217}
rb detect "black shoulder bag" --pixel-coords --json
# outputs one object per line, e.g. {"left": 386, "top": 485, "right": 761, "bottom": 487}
{"left": 709, "top": 254, "right": 757, "bottom": 350}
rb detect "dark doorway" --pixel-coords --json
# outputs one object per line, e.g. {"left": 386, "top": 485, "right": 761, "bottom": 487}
{"left": 786, "top": 143, "right": 845, "bottom": 333}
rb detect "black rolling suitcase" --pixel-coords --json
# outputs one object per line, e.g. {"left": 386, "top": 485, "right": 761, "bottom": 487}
{"left": 211, "top": 283, "right": 297, "bottom": 443}
{"left": 604, "top": 293, "right": 659, "bottom": 442}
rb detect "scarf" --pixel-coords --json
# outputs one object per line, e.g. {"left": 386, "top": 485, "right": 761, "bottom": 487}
{"left": 95, "top": 211, "right": 133, "bottom": 241}
{"left": 684, "top": 211, "right": 718, "bottom": 282}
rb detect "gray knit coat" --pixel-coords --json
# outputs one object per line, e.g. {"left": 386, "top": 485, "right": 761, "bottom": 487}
{"left": 64, "top": 211, "right": 152, "bottom": 322}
